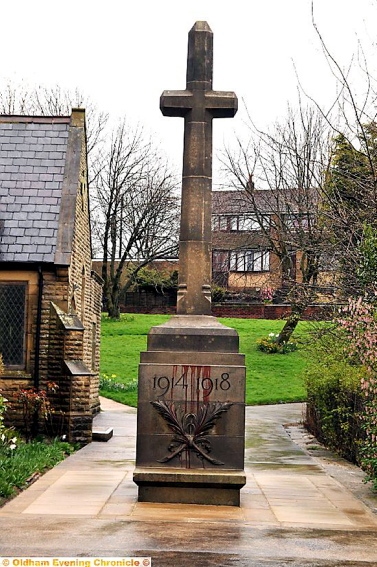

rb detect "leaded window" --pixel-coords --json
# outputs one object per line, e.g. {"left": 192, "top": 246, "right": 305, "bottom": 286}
{"left": 0, "top": 283, "right": 27, "bottom": 367}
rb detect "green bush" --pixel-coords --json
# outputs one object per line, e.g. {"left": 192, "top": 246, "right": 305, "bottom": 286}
{"left": 0, "top": 391, "right": 20, "bottom": 453}
{"left": 361, "top": 397, "right": 377, "bottom": 491}
{"left": 211, "top": 284, "right": 226, "bottom": 302}
{"left": 257, "top": 333, "right": 297, "bottom": 354}
{"left": 363, "top": 450, "right": 377, "bottom": 490}
{"left": 131, "top": 267, "right": 178, "bottom": 293}
{"left": 304, "top": 333, "right": 365, "bottom": 463}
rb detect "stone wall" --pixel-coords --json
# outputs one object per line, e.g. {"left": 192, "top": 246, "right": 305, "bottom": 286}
{"left": 66, "top": 119, "right": 101, "bottom": 416}
{"left": 0, "top": 377, "right": 34, "bottom": 432}
{"left": 212, "top": 303, "right": 342, "bottom": 320}
{"left": 0, "top": 266, "right": 99, "bottom": 444}
{"left": 114, "top": 296, "right": 339, "bottom": 321}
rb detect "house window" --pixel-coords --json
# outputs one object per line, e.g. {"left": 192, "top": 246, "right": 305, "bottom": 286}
{"left": 237, "top": 216, "right": 250, "bottom": 231}
{"left": 219, "top": 216, "right": 228, "bottom": 231}
{"left": 283, "top": 213, "right": 310, "bottom": 231}
{"left": 229, "top": 217, "right": 238, "bottom": 231}
{"left": 212, "top": 214, "right": 270, "bottom": 232}
{"left": 212, "top": 250, "right": 229, "bottom": 272}
{"left": 319, "top": 252, "right": 339, "bottom": 272}
{"left": 237, "top": 215, "right": 264, "bottom": 231}
{"left": 0, "top": 283, "right": 27, "bottom": 367}
{"left": 212, "top": 215, "right": 232, "bottom": 231}
{"left": 230, "top": 250, "right": 270, "bottom": 272}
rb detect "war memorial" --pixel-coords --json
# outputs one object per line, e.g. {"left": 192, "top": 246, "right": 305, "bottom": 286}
{"left": 133, "top": 21, "right": 246, "bottom": 506}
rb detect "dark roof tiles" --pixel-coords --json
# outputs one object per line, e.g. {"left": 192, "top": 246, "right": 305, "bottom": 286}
{"left": 212, "top": 190, "right": 275, "bottom": 214}
{"left": 0, "top": 117, "right": 70, "bottom": 263}
{"left": 212, "top": 189, "right": 317, "bottom": 215}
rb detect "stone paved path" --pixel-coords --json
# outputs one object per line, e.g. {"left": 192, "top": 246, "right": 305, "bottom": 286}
{"left": 0, "top": 398, "right": 377, "bottom": 566}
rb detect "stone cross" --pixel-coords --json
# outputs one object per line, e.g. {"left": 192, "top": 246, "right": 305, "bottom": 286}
{"left": 160, "top": 21, "right": 238, "bottom": 316}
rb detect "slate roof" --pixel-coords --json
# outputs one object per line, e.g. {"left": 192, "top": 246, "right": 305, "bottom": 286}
{"left": 212, "top": 189, "right": 317, "bottom": 215}
{"left": 0, "top": 116, "right": 70, "bottom": 263}
{"left": 212, "top": 190, "right": 268, "bottom": 215}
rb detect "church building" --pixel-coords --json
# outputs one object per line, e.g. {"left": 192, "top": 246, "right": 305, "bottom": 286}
{"left": 0, "top": 109, "right": 102, "bottom": 445}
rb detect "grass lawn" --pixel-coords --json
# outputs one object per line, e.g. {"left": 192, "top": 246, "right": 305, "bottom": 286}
{"left": 100, "top": 313, "right": 312, "bottom": 406}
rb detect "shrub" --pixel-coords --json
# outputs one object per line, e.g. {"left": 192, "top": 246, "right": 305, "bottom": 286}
{"left": 15, "top": 382, "right": 59, "bottom": 441}
{"left": 257, "top": 333, "right": 297, "bottom": 354}
{"left": 305, "top": 342, "right": 365, "bottom": 463}
{"left": 0, "top": 393, "right": 6, "bottom": 437}
{"left": 260, "top": 287, "right": 274, "bottom": 303}
{"left": 211, "top": 284, "right": 226, "bottom": 302}
{"left": 337, "top": 297, "right": 377, "bottom": 488}
{"left": 0, "top": 358, "right": 75, "bottom": 504}
{"left": 0, "top": 393, "right": 20, "bottom": 457}
{"left": 306, "top": 305, "right": 377, "bottom": 491}
{"left": 0, "top": 429, "right": 20, "bottom": 454}
{"left": 131, "top": 267, "right": 178, "bottom": 293}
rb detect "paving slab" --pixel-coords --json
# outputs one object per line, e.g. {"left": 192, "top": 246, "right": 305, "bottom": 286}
{"left": 0, "top": 398, "right": 377, "bottom": 566}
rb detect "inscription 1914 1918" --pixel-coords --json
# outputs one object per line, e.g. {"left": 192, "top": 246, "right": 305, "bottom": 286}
{"left": 153, "top": 367, "right": 231, "bottom": 398}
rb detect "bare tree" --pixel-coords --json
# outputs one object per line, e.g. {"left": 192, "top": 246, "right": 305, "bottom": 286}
{"left": 0, "top": 81, "right": 180, "bottom": 318}
{"left": 0, "top": 81, "right": 108, "bottom": 163}
{"left": 221, "top": 104, "right": 334, "bottom": 342}
{"left": 306, "top": 3, "right": 377, "bottom": 297}
{"left": 91, "top": 119, "right": 180, "bottom": 318}
{"left": 222, "top": 4, "right": 377, "bottom": 341}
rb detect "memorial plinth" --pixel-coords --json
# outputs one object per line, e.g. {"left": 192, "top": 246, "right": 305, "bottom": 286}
{"left": 133, "top": 22, "right": 245, "bottom": 506}
{"left": 134, "top": 315, "right": 246, "bottom": 505}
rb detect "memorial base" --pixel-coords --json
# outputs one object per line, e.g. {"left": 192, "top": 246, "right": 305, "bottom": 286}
{"left": 134, "top": 468, "right": 246, "bottom": 506}
{"left": 134, "top": 315, "right": 246, "bottom": 507}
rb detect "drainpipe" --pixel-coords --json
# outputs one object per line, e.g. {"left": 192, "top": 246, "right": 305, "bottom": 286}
{"left": 34, "top": 265, "right": 43, "bottom": 390}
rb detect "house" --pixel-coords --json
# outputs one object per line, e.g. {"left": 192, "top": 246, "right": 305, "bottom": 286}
{"left": 0, "top": 110, "right": 102, "bottom": 445}
{"left": 212, "top": 190, "right": 284, "bottom": 294}
{"left": 211, "top": 189, "right": 335, "bottom": 299}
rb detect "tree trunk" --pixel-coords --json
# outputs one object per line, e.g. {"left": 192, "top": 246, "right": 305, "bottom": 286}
{"left": 107, "top": 300, "right": 120, "bottom": 319}
{"left": 107, "top": 286, "right": 120, "bottom": 319}
{"left": 276, "top": 314, "right": 300, "bottom": 345}
{"left": 276, "top": 303, "right": 306, "bottom": 345}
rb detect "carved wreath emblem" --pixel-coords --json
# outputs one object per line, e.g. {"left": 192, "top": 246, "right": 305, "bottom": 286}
{"left": 151, "top": 400, "right": 232, "bottom": 465}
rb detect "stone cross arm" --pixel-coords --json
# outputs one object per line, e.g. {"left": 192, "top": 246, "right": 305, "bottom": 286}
{"left": 160, "top": 90, "right": 238, "bottom": 118}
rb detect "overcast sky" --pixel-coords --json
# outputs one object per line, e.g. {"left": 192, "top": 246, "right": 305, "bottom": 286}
{"left": 1, "top": 0, "right": 376, "bottom": 186}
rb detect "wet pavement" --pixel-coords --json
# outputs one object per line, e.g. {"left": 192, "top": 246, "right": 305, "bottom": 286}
{"left": 1, "top": 398, "right": 377, "bottom": 566}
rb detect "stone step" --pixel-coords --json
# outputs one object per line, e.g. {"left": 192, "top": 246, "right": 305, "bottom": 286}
{"left": 92, "top": 427, "right": 113, "bottom": 442}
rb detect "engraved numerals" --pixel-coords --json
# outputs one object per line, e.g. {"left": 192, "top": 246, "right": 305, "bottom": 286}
{"left": 152, "top": 371, "right": 231, "bottom": 397}
{"left": 153, "top": 374, "right": 188, "bottom": 396}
